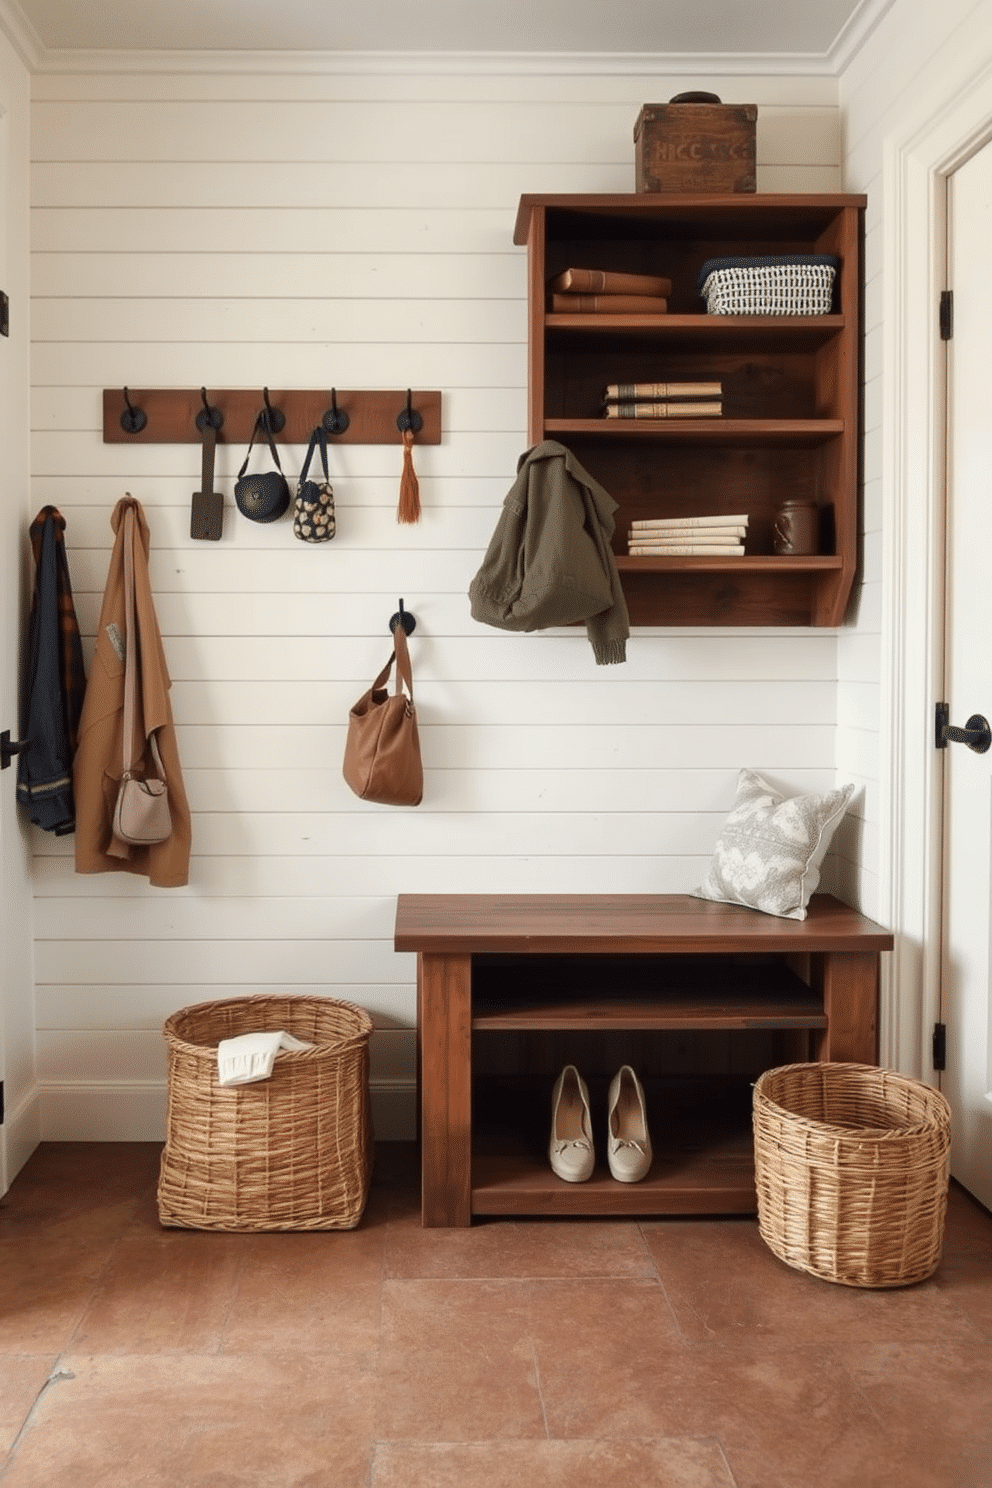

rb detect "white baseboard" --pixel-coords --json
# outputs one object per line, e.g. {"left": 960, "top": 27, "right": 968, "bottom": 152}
{"left": 38, "top": 1078, "right": 417, "bottom": 1143}
{"left": 1, "top": 1084, "right": 41, "bottom": 1193}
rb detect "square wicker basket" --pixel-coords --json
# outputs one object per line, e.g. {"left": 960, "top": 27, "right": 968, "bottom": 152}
{"left": 753, "top": 1062, "right": 951, "bottom": 1288}
{"left": 157, "top": 993, "right": 374, "bottom": 1231}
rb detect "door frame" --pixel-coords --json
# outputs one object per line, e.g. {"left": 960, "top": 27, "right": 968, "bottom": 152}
{"left": 880, "top": 54, "right": 992, "bottom": 1082}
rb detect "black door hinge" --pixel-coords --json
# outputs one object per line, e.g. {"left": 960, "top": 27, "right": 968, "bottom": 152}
{"left": 932, "top": 1022, "right": 947, "bottom": 1071}
{"left": 940, "top": 290, "right": 953, "bottom": 340}
{"left": 0, "top": 1080, "right": 4, "bottom": 1124}
{"left": 0, "top": 292, "right": 8, "bottom": 337}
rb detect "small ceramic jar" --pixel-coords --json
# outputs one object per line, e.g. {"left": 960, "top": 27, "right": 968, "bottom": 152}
{"left": 773, "top": 499, "right": 819, "bottom": 556}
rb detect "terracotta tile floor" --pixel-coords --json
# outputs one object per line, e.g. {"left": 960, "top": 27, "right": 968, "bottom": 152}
{"left": 0, "top": 1142, "right": 990, "bottom": 1487}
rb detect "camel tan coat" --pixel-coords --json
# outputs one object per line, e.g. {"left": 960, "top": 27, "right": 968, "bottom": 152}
{"left": 73, "top": 495, "right": 191, "bottom": 887}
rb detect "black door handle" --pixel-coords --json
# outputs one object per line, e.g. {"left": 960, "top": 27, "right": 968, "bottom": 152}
{"left": 940, "top": 712, "right": 992, "bottom": 754}
{"left": 1, "top": 730, "right": 30, "bottom": 770}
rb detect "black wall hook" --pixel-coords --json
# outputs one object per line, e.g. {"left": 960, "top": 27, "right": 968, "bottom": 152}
{"left": 396, "top": 389, "right": 423, "bottom": 435}
{"left": 389, "top": 599, "right": 417, "bottom": 636}
{"left": 322, "top": 388, "right": 350, "bottom": 436}
{"left": 120, "top": 388, "right": 147, "bottom": 435}
{"left": 260, "top": 387, "right": 285, "bottom": 435}
{"left": 196, "top": 387, "right": 224, "bottom": 432}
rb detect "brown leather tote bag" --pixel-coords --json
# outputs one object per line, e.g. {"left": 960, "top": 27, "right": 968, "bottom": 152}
{"left": 342, "top": 623, "right": 423, "bottom": 806}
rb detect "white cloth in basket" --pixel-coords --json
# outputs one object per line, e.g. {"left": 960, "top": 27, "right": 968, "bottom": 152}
{"left": 217, "top": 1031, "right": 314, "bottom": 1087}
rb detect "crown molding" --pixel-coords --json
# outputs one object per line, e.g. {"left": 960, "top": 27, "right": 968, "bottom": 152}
{"left": 23, "top": 46, "right": 850, "bottom": 78}
{"left": 1, "top": 0, "right": 897, "bottom": 79}
{"left": 0, "top": 0, "right": 42, "bottom": 69}
{"left": 827, "top": 0, "right": 898, "bottom": 73}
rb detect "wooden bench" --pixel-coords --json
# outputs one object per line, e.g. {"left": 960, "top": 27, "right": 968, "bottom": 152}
{"left": 394, "top": 892, "right": 893, "bottom": 1227}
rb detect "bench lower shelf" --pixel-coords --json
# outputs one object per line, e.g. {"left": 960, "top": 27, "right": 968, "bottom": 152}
{"left": 472, "top": 1140, "right": 756, "bottom": 1217}
{"left": 471, "top": 1077, "right": 757, "bottom": 1216}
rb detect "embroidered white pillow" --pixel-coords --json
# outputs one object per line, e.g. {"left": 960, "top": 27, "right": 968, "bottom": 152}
{"left": 692, "top": 769, "right": 856, "bottom": 920}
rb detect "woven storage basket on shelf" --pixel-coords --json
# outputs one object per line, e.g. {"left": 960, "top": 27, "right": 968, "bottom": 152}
{"left": 158, "top": 993, "right": 373, "bottom": 1232}
{"left": 697, "top": 254, "right": 838, "bottom": 315}
{"left": 753, "top": 1063, "right": 951, "bottom": 1288}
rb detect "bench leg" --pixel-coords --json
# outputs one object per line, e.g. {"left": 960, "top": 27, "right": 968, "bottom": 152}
{"left": 418, "top": 952, "right": 472, "bottom": 1226}
{"left": 813, "top": 951, "right": 879, "bottom": 1064}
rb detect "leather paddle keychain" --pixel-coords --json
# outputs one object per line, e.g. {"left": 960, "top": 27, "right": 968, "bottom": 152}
{"left": 190, "top": 416, "right": 223, "bottom": 541}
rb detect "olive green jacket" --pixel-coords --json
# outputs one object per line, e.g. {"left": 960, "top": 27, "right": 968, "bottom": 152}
{"left": 468, "top": 441, "right": 629, "bottom": 665}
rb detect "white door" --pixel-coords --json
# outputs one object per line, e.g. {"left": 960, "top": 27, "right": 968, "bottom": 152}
{"left": 941, "top": 141, "right": 992, "bottom": 1211}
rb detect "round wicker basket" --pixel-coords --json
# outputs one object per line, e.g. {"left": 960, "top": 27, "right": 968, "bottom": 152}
{"left": 753, "top": 1062, "right": 951, "bottom": 1288}
{"left": 157, "top": 993, "right": 373, "bottom": 1232}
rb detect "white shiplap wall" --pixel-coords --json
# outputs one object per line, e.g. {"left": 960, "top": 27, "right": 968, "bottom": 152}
{"left": 28, "top": 67, "right": 844, "bottom": 1139}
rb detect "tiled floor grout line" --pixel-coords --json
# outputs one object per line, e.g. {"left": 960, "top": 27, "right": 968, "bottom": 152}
{"left": 0, "top": 1355, "right": 72, "bottom": 1483}
{"left": 531, "top": 1343, "right": 553, "bottom": 1440}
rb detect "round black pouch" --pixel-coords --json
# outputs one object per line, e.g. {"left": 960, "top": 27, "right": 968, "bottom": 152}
{"left": 234, "top": 412, "right": 290, "bottom": 523}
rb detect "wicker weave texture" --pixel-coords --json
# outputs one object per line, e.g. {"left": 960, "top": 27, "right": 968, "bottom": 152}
{"left": 158, "top": 994, "right": 373, "bottom": 1231}
{"left": 753, "top": 1063, "right": 951, "bottom": 1288}
{"left": 700, "top": 264, "right": 836, "bottom": 316}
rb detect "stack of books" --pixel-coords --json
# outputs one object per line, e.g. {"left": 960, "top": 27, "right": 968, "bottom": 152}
{"left": 604, "top": 380, "right": 722, "bottom": 419}
{"left": 549, "top": 267, "right": 672, "bottom": 315}
{"left": 627, "top": 512, "right": 749, "bottom": 557}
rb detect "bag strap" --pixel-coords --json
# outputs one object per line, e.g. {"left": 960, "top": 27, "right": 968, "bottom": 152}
{"left": 392, "top": 622, "right": 415, "bottom": 701}
{"left": 120, "top": 501, "right": 166, "bottom": 782}
{"left": 367, "top": 624, "right": 415, "bottom": 701}
{"left": 238, "top": 411, "right": 285, "bottom": 480}
{"left": 298, "top": 426, "right": 329, "bottom": 486}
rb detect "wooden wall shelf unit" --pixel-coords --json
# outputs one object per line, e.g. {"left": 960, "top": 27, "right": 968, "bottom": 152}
{"left": 395, "top": 892, "right": 893, "bottom": 1227}
{"left": 513, "top": 193, "right": 866, "bottom": 627}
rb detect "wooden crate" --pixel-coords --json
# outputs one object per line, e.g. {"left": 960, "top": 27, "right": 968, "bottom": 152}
{"left": 634, "top": 101, "right": 757, "bottom": 194}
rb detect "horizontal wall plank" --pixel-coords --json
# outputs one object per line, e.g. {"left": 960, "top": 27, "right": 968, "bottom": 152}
{"left": 31, "top": 74, "right": 841, "bottom": 107}
{"left": 30, "top": 160, "right": 838, "bottom": 218}
{"left": 154, "top": 675, "right": 837, "bottom": 731}
{"left": 34, "top": 895, "right": 402, "bottom": 943}
{"left": 31, "top": 340, "right": 527, "bottom": 389}
{"left": 171, "top": 766, "right": 835, "bottom": 816}
{"left": 127, "top": 633, "right": 840, "bottom": 683}
{"left": 33, "top": 850, "right": 721, "bottom": 899}
{"left": 32, "top": 251, "right": 526, "bottom": 301}
{"left": 34, "top": 937, "right": 408, "bottom": 987}
{"left": 32, "top": 296, "right": 527, "bottom": 346}
{"left": 31, "top": 98, "right": 835, "bottom": 166}
{"left": 36, "top": 805, "right": 824, "bottom": 859}
{"left": 31, "top": 435, "right": 524, "bottom": 487}
{"left": 36, "top": 1027, "right": 415, "bottom": 1079}
{"left": 28, "top": 839, "right": 828, "bottom": 898}
{"left": 36, "top": 982, "right": 419, "bottom": 1041}
{"left": 32, "top": 204, "right": 520, "bottom": 252}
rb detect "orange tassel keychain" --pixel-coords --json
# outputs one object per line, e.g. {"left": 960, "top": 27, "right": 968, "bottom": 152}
{"left": 397, "top": 426, "right": 421, "bottom": 524}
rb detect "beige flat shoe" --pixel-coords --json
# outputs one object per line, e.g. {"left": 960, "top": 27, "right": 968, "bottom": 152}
{"left": 607, "top": 1065, "right": 652, "bottom": 1182}
{"left": 549, "top": 1065, "right": 595, "bottom": 1182}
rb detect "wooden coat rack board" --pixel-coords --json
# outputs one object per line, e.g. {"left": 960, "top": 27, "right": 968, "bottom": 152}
{"left": 102, "top": 388, "right": 442, "bottom": 446}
